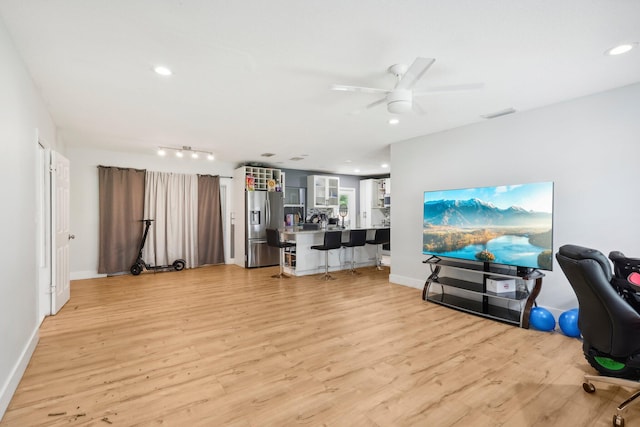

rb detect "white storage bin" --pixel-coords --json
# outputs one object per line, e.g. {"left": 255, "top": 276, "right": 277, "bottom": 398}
{"left": 486, "top": 277, "right": 516, "bottom": 293}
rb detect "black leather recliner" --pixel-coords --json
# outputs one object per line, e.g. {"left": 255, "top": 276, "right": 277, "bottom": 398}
{"left": 556, "top": 244, "right": 640, "bottom": 427}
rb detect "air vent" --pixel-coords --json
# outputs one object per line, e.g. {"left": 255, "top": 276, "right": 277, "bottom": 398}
{"left": 260, "top": 153, "right": 276, "bottom": 157}
{"left": 481, "top": 108, "right": 516, "bottom": 119}
{"left": 289, "top": 157, "right": 304, "bottom": 161}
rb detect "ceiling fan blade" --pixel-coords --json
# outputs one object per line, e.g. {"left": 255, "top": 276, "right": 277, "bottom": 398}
{"left": 395, "top": 57, "right": 435, "bottom": 90}
{"left": 413, "top": 83, "right": 485, "bottom": 96}
{"left": 348, "top": 97, "right": 387, "bottom": 115}
{"left": 412, "top": 101, "right": 426, "bottom": 115}
{"left": 330, "top": 84, "right": 390, "bottom": 95}
{"left": 365, "top": 97, "right": 387, "bottom": 109}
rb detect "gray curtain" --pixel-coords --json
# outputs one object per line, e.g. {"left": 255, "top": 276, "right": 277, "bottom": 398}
{"left": 98, "top": 166, "right": 146, "bottom": 274}
{"left": 198, "top": 175, "right": 225, "bottom": 265}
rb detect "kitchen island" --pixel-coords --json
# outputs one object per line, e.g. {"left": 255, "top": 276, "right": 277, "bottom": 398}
{"left": 280, "top": 227, "right": 387, "bottom": 276}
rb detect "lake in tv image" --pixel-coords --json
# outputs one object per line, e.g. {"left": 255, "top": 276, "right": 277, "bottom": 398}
{"left": 423, "top": 182, "right": 554, "bottom": 270}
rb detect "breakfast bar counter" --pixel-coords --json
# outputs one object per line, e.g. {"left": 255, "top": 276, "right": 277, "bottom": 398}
{"left": 280, "top": 227, "right": 384, "bottom": 276}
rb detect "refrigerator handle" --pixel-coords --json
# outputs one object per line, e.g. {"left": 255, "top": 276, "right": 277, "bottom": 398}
{"left": 265, "top": 195, "right": 271, "bottom": 227}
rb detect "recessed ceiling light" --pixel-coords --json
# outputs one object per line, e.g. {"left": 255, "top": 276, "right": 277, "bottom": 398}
{"left": 388, "top": 118, "right": 400, "bottom": 125}
{"left": 191, "top": 152, "right": 199, "bottom": 159}
{"left": 605, "top": 43, "right": 638, "bottom": 56}
{"left": 175, "top": 151, "right": 183, "bottom": 158}
{"left": 381, "top": 164, "right": 389, "bottom": 168}
{"left": 154, "top": 65, "right": 173, "bottom": 76}
{"left": 354, "top": 169, "right": 360, "bottom": 173}
{"left": 345, "top": 160, "right": 352, "bottom": 163}
{"left": 207, "top": 154, "right": 215, "bottom": 161}
{"left": 157, "top": 149, "right": 166, "bottom": 157}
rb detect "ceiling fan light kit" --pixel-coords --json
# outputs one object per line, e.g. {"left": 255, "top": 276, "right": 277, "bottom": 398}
{"left": 386, "top": 89, "right": 412, "bottom": 114}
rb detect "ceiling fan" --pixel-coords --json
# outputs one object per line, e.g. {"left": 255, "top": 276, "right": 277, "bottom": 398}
{"left": 331, "top": 57, "right": 482, "bottom": 114}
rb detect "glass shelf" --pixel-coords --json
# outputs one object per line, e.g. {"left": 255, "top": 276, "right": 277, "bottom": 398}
{"left": 426, "top": 292, "right": 521, "bottom": 326}
{"left": 422, "top": 257, "right": 544, "bottom": 328}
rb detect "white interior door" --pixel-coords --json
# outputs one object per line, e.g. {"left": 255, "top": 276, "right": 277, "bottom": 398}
{"left": 36, "top": 143, "right": 52, "bottom": 321}
{"left": 51, "top": 151, "right": 71, "bottom": 314}
{"left": 220, "top": 183, "right": 230, "bottom": 263}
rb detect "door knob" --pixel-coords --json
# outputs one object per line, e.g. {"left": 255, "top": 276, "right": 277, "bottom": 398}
{"left": 68, "top": 234, "right": 75, "bottom": 240}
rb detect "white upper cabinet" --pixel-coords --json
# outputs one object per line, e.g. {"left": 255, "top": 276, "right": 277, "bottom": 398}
{"left": 307, "top": 175, "right": 340, "bottom": 209}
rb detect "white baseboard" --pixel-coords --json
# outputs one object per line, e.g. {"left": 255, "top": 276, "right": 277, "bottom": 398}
{"left": 389, "top": 274, "right": 424, "bottom": 290}
{"left": 70, "top": 270, "right": 107, "bottom": 280}
{"left": 0, "top": 327, "right": 39, "bottom": 421}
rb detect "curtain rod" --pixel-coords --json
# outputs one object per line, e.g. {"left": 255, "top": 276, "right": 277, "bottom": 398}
{"left": 97, "top": 166, "right": 233, "bottom": 179}
{"left": 200, "top": 174, "right": 233, "bottom": 179}
{"left": 97, "top": 165, "right": 146, "bottom": 172}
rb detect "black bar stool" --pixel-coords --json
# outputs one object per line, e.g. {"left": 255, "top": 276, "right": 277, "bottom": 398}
{"left": 342, "top": 229, "right": 367, "bottom": 274}
{"left": 366, "top": 228, "right": 390, "bottom": 270}
{"left": 266, "top": 228, "right": 296, "bottom": 278}
{"left": 311, "top": 230, "right": 342, "bottom": 280}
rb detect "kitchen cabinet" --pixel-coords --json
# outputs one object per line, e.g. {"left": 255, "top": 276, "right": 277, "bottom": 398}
{"left": 383, "top": 178, "right": 391, "bottom": 207}
{"left": 307, "top": 175, "right": 340, "bottom": 210}
{"left": 361, "top": 178, "right": 389, "bottom": 209}
{"left": 359, "top": 179, "right": 389, "bottom": 228}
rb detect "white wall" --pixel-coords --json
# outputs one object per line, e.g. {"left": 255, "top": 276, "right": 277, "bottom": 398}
{"left": 389, "top": 83, "right": 640, "bottom": 316}
{"left": 0, "top": 20, "right": 57, "bottom": 419}
{"left": 64, "top": 143, "right": 236, "bottom": 278}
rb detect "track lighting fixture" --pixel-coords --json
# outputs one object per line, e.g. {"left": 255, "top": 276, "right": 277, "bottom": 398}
{"left": 157, "top": 146, "right": 214, "bottom": 161}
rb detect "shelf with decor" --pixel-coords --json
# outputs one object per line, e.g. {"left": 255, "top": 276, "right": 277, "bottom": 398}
{"left": 241, "top": 166, "right": 284, "bottom": 191}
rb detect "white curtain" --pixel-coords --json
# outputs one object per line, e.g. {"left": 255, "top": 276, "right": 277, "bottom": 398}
{"left": 143, "top": 171, "right": 199, "bottom": 268}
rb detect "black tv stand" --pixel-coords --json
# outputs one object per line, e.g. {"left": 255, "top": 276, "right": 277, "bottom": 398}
{"left": 421, "top": 258, "right": 544, "bottom": 328}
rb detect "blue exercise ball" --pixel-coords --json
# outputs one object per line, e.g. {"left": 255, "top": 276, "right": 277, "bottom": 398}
{"left": 530, "top": 306, "right": 556, "bottom": 331}
{"left": 559, "top": 309, "right": 581, "bottom": 337}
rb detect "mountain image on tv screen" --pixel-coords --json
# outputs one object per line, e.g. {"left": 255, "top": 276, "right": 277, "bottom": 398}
{"left": 423, "top": 182, "right": 554, "bottom": 270}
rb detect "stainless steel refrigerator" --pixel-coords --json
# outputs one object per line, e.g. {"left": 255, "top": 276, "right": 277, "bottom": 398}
{"left": 245, "top": 191, "right": 284, "bottom": 267}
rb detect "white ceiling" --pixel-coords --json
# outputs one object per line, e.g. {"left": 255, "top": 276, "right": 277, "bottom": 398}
{"left": 1, "top": 1, "right": 639, "bottom": 175}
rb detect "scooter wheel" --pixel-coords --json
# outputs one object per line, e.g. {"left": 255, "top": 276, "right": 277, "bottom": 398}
{"left": 130, "top": 264, "right": 142, "bottom": 276}
{"left": 173, "top": 260, "right": 186, "bottom": 271}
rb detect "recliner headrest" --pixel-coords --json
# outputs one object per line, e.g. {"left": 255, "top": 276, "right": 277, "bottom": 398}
{"left": 558, "top": 244, "right": 612, "bottom": 280}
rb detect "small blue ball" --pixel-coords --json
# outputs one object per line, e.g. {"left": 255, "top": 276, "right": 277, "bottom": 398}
{"left": 530, "top": 306, "right": 556, "bottom": 331}
{"left": 559, "top": 309, "right": 581, "bottom": 338}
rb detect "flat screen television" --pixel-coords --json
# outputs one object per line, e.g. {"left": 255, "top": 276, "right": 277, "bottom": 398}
{"left": 423, "top": 181, "right": 554, "bottom": 271}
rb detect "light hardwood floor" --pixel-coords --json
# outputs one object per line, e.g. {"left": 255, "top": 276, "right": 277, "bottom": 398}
{"left": 2, "top": 265, "right": 639, "bottom": 426}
